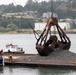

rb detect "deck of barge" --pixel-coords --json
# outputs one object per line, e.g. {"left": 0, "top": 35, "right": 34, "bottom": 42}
{"left": 2, "top": 50, "right": 76, "bottom": 68}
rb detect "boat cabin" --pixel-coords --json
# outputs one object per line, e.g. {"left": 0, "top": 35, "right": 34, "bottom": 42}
{"left": 4, "top": 44, "right": 24, "bottom": 54}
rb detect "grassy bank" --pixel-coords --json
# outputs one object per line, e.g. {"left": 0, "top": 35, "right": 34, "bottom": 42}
{"left": 0, "top": 29, "right": 34, "bottom": 34}
{"left": 0, "top": 29, "right": 76, "bottom": 34}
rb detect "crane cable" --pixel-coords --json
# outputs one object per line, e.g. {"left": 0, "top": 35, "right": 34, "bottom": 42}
{"left": 51, "top": 0, "right": 53, "bottom": 18}
{"left": 12, "top": 0, "right": 39, "bottom": 40}
{"left": 51, "top": 0, "right": 56, "bottom": 35}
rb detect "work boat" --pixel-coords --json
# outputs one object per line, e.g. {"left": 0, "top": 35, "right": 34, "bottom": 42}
{"left": 4, "top": 44, "right": 25, "bottom": 54}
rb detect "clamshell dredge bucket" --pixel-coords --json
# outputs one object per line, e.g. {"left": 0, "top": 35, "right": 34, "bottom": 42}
{"left": 36, "top": 17, "right": 71, "bottom": 56}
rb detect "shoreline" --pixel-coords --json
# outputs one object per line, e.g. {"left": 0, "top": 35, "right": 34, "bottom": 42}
{"left": 0, "top": 29, "right": 76, "bottom": 34}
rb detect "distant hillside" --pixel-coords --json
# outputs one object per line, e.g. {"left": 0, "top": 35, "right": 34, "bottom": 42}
{"left": 0, "top": 0, "right": 76, "bottom": 19}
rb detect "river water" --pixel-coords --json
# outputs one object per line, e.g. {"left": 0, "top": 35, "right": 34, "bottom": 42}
{"left": 0, "top": 34, "right": 76, "bottom": 75}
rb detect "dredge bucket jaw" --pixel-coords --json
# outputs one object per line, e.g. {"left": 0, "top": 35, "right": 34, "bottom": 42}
{"left": 36, "top": 45, "right": 54, "bottom": 56}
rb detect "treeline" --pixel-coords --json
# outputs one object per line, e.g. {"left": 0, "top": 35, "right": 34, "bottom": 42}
{"left": 0, "top": 0, "right": 76, "bottom": 18}
{"left": 0, "top": 17, "right": 34, "bottom": 33}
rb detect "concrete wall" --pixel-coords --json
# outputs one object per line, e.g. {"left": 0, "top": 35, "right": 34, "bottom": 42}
{"left": 34, "top": 22, "right": 70, "bottom": 31}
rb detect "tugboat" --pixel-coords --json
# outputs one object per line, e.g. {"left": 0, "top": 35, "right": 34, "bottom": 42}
{"left": 3, "top": 44, "right": 25, "bottom": 54}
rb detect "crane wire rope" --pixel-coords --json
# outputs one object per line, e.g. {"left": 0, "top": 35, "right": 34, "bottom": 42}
{"left": 51, "top": 0, "right": 56, "bottom": 35}
{"left": 12, "top": 0, "right": 39, "bottom": 40}
{"left": 12, "top": 0, "right": 56, "bottom": 39}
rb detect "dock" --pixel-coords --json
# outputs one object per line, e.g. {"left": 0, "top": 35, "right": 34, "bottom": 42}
{"left": 2, "top": 50, "right": 76, "bottom": 68}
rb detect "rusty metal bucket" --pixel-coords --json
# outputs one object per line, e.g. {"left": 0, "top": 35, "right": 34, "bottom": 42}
{"left": 36, "top": 45, "right": 54, "bottom": 56}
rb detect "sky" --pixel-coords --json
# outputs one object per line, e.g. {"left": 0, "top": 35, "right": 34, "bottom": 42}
{"left": 0, "top": 0, "right": 49, "bottom": 6}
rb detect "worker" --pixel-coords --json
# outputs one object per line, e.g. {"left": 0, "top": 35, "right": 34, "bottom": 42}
{"left": 9, "top": 55, "right": 12, "bottom": 62}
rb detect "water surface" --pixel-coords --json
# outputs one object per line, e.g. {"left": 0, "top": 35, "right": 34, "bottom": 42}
{"left": 0, "top": 34, "right": 76, "bottom": 75}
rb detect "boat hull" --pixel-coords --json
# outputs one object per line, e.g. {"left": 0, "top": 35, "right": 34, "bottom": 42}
{"left": 3, "top": 51, "right": 25, "bottom": 54}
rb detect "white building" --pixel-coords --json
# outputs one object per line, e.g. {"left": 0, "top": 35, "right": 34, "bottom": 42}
{"left": 2, "top": 11, "right": 37, "bottom": 19}
{"left": 34, "top": 22, "right": 70, "bottom": 31}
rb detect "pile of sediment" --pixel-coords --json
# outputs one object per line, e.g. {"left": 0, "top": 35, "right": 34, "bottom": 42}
{"left": 19, "top": 49, "right": 76, "bottom": 62}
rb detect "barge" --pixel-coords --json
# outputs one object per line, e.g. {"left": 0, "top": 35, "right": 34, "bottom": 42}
{"left": 3, "top": 49, "right": 76, "bottom": 69}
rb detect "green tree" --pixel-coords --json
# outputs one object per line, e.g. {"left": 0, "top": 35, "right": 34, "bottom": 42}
{"left": 25, "top": 0, "right": 34, "bottom": 11}
{"left": 0, "top": 26, "right": 5, "bottom": 32}
{"left": 7, "top": 23, "right": 18, "bottom": 31}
